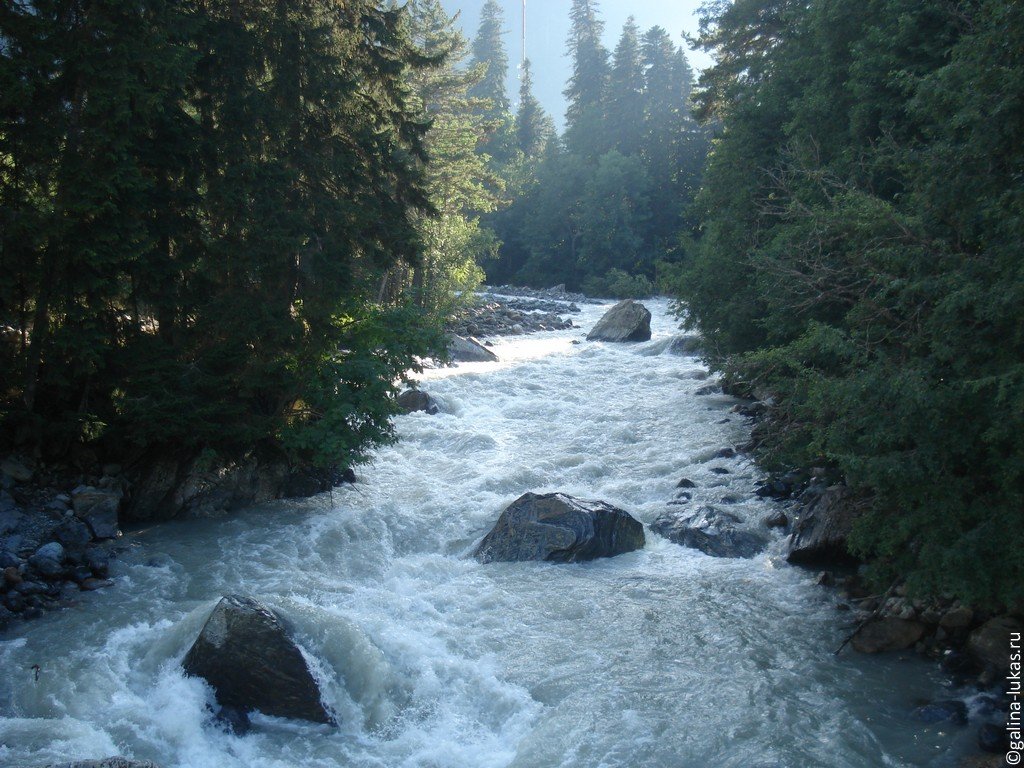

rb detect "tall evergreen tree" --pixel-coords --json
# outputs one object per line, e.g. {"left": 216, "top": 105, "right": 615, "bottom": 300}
{"left": 468, "top": 0, "right": 510, "bottom": 115}
{"left": 515, "top": 59, "right": 554, "bottom": 157}
{"left": 564, "top": 0, "right": 609, "bottom": 158}
{"left": 607, "top": 17, "right": 645, "bottom": 157}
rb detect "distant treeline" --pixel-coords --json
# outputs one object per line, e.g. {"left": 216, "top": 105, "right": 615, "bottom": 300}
{"left": 677, "top": 0, "right": 1024, "bottom": 606}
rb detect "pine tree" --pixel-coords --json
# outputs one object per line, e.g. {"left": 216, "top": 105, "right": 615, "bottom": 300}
{"left": 607, "top": 17, "right": 645, "bottom": 157}
{"left": 515, "top": 59, "right": 554, "bottom": 157}
{"left": 468, "top": 0, "right": 510, "bottom": 115}
{"left": 564, "top": 0, "right": 610, "bottom": 158}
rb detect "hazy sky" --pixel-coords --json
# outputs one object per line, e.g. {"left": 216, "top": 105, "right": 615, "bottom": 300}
{"left": 440, "top": 0, "right": 712, "bottom": 131}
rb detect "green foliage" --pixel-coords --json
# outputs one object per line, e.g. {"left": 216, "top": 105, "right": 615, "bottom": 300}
{"left": 582, "top": 270, "right": 655, "bottom": 300}
{"left": 0, "top": 0, "right": 446, "bottom": 474}
{"left": 678, "top": 0, "right": 1024, "bottom": 607}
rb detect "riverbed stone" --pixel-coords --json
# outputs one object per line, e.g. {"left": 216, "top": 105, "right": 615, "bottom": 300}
{"left": 851, "top": 618, "right": 926, "bottom": 653}
{"left": 1, "top": 457, "right": 34, "bottom": 483}
{"left": 182, "top": 595, "right": 334, "bottom": 724}
{"left": 28, "top": 542, "right": 65, "bottom": 578}
{"left": 397, "top": 389, "right": 440, "bottom": 415}
{"left": 474, "top": 492, "right": 645, "bottom": 564}
{"left": 447, "top": 334, "right": 499, "bottom": 363}
{"left": 72, "top": 487, "right": 121, "bottom": 539}
{"left": 586, "top": 300, "right": 652, "bottom": 342}
{"left": 786, "top": 486, "right": 860, "bottom": 567}
{"left": 913, "top": 700, "right": 968, "bottom": 724}
{"left": 651, "top": 505, "right": 768, "bottom": 558}
{"left": 763, "top": 510, "right": 789, "bottom": 529}
{"left": 967, "top": 616, "right": 1024, "bottom": 675}
{"left": 53, "top": 519, "right": 93, "bottom": 557}
{"left": 668, "top": 335, "right": 703, "bottom": 356}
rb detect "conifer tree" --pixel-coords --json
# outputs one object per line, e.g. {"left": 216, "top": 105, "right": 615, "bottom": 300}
{"left": 515, "top": 59, "right": 554, "bottom": 157}
{"left": 607, "top": 17, "right": 645, "bottom": 157}
{"left": 468, "top": 0, "right": 511, "bottom": 115}
{"left": 564, "top": 0, "right": 610, "bottom": 158}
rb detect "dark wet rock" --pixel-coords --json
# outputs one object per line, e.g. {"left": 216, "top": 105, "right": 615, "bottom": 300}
{"left": 967, "top": 617, "right": 1024, "bottom": 676}
{"left": 474, "top": 492, "right": 645, "bottom": 564}
{"left": 709, "top": 467, "right": 730, "bottom": 475}
{"left": 586, "top": 300, "right": 652, "bottom": 343}
{"left": 28, "top": 542, "right": 65, "bottom": 578}
{"left": 216, "top": 704, "right": 252, "bottom": 735}
{"left": 676, "top": 478, "right": 696, "bottom": 489}
{"left": 182, "top": 595, "right": 334, "bottom": 724}
{"left": 651, "top": 505, "right": 768, "bottom": 559}
{"left": 912, "top": 700, "right": 968, "bottom": 725}
{"left": 85, "top": 547, "right": 111, "bottom": 578}
{"left": 37, "top": 759, "right": 161, "bottom": 768}
{"left": 54, "top": 519, "right": 93, "bottom": 556}
{"left": 694, "top": 383, "right": 721, "bottom": 396}
{"left": 786, "top": 486, "right": 860, "bottom": 567}
{"left": 851, "top": 618, "right": 926, "bottom": 653}
{"left": 1, "top": 457, "right": 34, "bottom": 483}
{"left": 3, "top": 565, "right": 21, "bottom": 586}
{"left": 763, "top": 510, "right": 789, "bottom": 529}
{"left": 397, "top": 389, "right": 440, "bottom": 415}
{"left": 0, "top": 506, "right": 23, "bottom": 536}
{"left": 0, "top": 548, "right": 21, "bottom": 569}
{"left": 79, "top": 577, "right": 113, "bottom": 591}
{"left": 715, "top": 447, "right": 737, "bottom": 459}
{"left": 720, "top": 495, "right": 742, "bottom": 504}
{"left": 755, "top": 480, "right": 791, "bottom": 499}
{"left": 940, "top": 605, "right": 974, "bottom": 630}
{"left": 72, "top": 487, "right": 121, "bottom": 539}
{"left": 978, "top": 722, "right": 1010, "bottom": 753}
{"left": 128, "top": 452, "right": 294, "bottom": 522}
{"left": 667, "top": 335, "right": 703, "bottom": 356}
{"left": 0, "top": 603, "right": 15, "bottom": 627}
{"left": 4, "top": 591, "right": 25, "bottom": 612}
{"left": 447, "top": 334, "right": 499, "bottom": 363}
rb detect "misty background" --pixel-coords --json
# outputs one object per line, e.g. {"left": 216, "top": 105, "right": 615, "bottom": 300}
{"left": 440, "top": 0, "right": 711, "bottom": 130}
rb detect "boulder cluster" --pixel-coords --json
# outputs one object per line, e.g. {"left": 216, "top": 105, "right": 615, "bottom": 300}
{"left": 1, "top": 457, "right": 121, "bottom": 628}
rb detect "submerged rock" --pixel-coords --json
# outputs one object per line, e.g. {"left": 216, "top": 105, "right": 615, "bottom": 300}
{"left": 667, "top": 335, "right": 703, "bottom": 356}
{"left": 850, "top": 618, "right": 926, "bottom": 653}
{"left": 397, "top": 389, "right": 440, "bottom": 415}
{"left": 447, "top": 334, "right": 499, "bottom": 363}
{"left": 586, "top": 300, "right": 652, "bottom": 342}
{"left": 474, "top": 492, "right": 645, "bottom": 564}
{"left": 912, "top": 700, "right": 968, "bottom": 725}
{"left": 182, "top": 595, "right": 334, "bottom": 724}
{"left": 651, "top": 505, "right": 768, "bottom": 559}
{"left": 786, "top": 486, "right": 860, "bottom": 566}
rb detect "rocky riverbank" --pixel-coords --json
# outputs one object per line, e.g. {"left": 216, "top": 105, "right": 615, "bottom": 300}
{"left": 719, "top": 384, "right": 1020, "bottom": 766}
{"left": 447, "top": 287, "right": 584, "bottom": 339}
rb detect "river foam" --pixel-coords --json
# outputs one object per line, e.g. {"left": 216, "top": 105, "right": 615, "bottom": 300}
{"left": 0, "top": 299, "right": 975, "bottom": 767}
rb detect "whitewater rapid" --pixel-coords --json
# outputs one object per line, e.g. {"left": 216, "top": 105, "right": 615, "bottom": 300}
{"left": 0, "top": 299, "right": 976, "bottom": 767}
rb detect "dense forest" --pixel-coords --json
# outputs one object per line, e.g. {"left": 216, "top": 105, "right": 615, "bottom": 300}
{"left": 679, "top": 0, "right": 1024, "bottom": 607}
{"left": 3, "top": 0, "right": 1023, "bottom": 611}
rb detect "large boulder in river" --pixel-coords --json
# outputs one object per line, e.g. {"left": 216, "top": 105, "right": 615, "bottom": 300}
{"left": 474, "top": 492, "right": 645, "bottom": 564}
{"left": 651, "top": 505, "right": 768, "bottom": 558}
{"left": 586, "top": 300, "right": 652, "bottom": 342}
{"left": 447, "top": 334, "right": 499, "bottom": 362}
{"left": 397, "top": 389, "right": 439, "bottom": 415}
{"left": 786, "top": 486, "right": 861, "bottom": 566}
{"left": 182, "top": 595, "right": 334, "bottom": 724}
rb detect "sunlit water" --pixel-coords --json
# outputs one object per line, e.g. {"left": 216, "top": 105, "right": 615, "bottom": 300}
{"left": 0, "top": 299, "right": 977, "bottom": 767}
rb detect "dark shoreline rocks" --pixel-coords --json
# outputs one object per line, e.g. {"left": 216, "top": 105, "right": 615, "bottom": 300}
{"left": 475, "top": 492, "right": 645, "bottom": 564}
{"left": 182, "top": 595, "right": 334, "bottom": 725}
{"left": 37, "top": 760, "right": 161, "bottom": 768}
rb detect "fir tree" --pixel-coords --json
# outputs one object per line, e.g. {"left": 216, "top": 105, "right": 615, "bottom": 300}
{"left": 607, "top": 17, "right": 645, "bottom": 157}
{"left": 515, "top": 59, "right": 554, "bottom": 157}
{"left": 564, "top": 0, "right": 609, "bottom": 158}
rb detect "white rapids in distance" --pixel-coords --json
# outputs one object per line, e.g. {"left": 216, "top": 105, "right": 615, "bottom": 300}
{"left": 0, "top": 298, "right": 976, "bottom": 767}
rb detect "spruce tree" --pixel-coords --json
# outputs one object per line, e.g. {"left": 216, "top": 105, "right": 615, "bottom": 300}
{"left": 515, "top": 59, "right": 554, "bottom": 157}
{"left": 468, "top": 0, "right": 511, "bottom": 115}
{"left": 607, "top": 17, "right": 645, "bottom": 157}
{"left": 564, "top": 0, "right": 610, "bottom": 158}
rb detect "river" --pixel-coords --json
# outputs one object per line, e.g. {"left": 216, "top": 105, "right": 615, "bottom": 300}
{"left": 0, "top": 299, "right": 978, "bottom": 767}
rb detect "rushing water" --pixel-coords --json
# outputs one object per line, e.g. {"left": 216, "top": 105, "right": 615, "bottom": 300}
{"left": 0, "top": 299, "right": 980, "bottom": 768}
